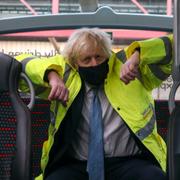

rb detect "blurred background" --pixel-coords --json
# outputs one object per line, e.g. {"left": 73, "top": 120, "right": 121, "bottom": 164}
{"left": 0, "top": 0, "right": 174, "bottom": 99}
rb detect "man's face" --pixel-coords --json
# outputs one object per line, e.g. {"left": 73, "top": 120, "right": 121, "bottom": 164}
{"left": 76, "top": 45, "right": 107, "bottom": 67}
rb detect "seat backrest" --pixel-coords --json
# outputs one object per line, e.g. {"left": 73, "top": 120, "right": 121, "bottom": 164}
{"left": 29, "top": 98, "right": 50, "bottom": 178}
{"left": 155, "top": 100, "right": 180, "bottom": 142}
{"left": 155, "top": 100, "right": 170, "bottom": 142}
{"left": 167, "top": 104, "right": 180, "bottom": 180}
{"left": 0, "top": 53, "right": 31, "bottom": 180}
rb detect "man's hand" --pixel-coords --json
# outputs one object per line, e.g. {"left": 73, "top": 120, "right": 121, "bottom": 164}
{"left": 48, "top": 71, "right": 69, "bottom": 106}
{"left": 120, "top": 51, "right": 140, "bottom": 84}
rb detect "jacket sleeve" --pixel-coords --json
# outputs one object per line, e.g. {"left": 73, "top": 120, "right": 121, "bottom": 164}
{"left": 124, "top": 34, "right": 173, "bottom": 91}
{"left": 15, "top": 53, "right": 67, "bottom": 98}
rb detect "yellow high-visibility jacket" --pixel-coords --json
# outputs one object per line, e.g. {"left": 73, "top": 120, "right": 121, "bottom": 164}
{"left": 16, "top": 34, "right": 173, "bottom": 179}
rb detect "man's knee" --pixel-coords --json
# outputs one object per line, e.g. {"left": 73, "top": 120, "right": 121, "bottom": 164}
{"left": 138, "top": 165, "right": 167, "bottom": 180}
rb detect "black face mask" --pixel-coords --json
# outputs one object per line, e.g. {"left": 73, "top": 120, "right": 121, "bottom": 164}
{"left": 78, "top": 59, "right": 109, "bottom": 86}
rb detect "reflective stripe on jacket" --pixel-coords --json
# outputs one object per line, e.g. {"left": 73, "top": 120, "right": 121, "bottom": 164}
{"left": 15, "top": 34, "right": 173, "bottom": 180}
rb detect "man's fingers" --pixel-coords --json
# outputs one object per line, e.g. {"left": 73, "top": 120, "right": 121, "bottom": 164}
{"left": 57, "top": 88, "right": 68, "bottom": 101}
{"left": 58, "top": 89, "right": 69, "bottom": 107}
{"left": 120, "top": 64, "right": 138, "bottom": 84}
{"left": 48, "top": 86, "right": 69, "bottom": 107}
{"left": 120, "top": 77, "right": 129, "bottom": 84}
{"left": 48, "top": 73, "right": 69, "bottom": 105}
{"left": 121, "top": 67, "right": 136, "bottom": 79}
{"left": 48, "top": 86, "right": 57, "bottom": 100}
{"left": 120, "top": 50, "right": 140, "bottom": 84}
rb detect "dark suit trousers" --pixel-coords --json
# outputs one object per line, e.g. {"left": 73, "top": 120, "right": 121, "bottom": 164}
{"left": 45, "top": 155, "right": 167, "bottom": 180}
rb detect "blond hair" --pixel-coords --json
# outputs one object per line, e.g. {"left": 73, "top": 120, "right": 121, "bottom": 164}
{"left": 62, "top": 28, "right": 112, "bottom": 67}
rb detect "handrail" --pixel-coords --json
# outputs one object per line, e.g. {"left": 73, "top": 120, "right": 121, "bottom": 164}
{"left": 168, "top": 0, "right": 180, "bottom": 113}
{"left": 20, "top": 72, "right": 35, "bottom": 110}
{"left": 168, "top": 1, "right": 180, "bottom": 180}
{"left": 0, "top": 6, "right": 173, "bottom": 34}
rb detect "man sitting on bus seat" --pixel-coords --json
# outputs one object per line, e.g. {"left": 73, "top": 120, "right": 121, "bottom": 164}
{"left": 15, "top": 28, "right": 173, "bottom": 180}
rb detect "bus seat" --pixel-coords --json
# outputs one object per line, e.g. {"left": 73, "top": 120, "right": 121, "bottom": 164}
{"left": 155, "top": 100, "right": 180, "bottom": 142}
{"left": 0, "top": 53, "right": 50, "bottom": 179}
{"left": 0, "top": 53, "right": 32, "bottom": 180}
{"left": 27, "top": 98, "right": 50, "bottom": 178}
{"left": 155, "top": 100, "right": 170, "bottom": 142}
{"left": 167, "top": 103, "right": 180, "bottom": 180}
